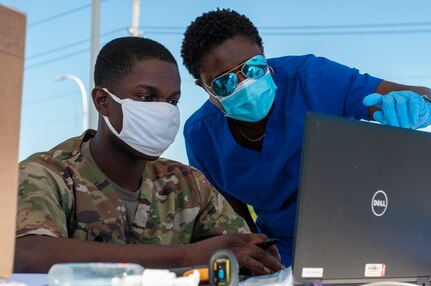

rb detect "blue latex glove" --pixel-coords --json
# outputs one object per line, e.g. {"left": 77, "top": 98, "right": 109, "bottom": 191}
{"left": 363, "top": 90, "right": 431, "bottom": 129}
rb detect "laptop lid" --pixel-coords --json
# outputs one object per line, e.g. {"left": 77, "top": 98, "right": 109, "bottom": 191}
{"left": 0, "top": 4, "right": 25, "bottom": 278}
{"left": 292, "top": 112, "right": 431, "bottom": 286}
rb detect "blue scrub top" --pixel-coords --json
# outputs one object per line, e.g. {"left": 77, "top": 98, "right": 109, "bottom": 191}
{"left": 184, "top": 54, "right": 383, "bottom": 266}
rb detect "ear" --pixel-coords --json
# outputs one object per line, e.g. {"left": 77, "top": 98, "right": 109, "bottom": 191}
{"left": 195, "top": 79, "right": 213, "bottom": 96}
{"left": 208, "top": 94, "right": 227, "bottom": 113}
{"left": 208, "top": 95, "right": 218, "bottom": 105}
{"left": 195, "top": 79, "right": 205, "bottom": 89}
{"left": 91, "top": 86, "right": 109, "bottom": 116}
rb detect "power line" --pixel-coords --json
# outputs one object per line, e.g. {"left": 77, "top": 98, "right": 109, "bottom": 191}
{"left": 24, "top": 117, "right": 81, "bottom": 126}
{"left": 140, "top": 21, "right": 431, "bottom": 35}
{"left": 24, "top": 20, "right": 431, "bottom": 70}
{"left": 26, "top": 27, "right": 126, "bottom": 61}
{"left": 257, "top": 21, "right": 431, "bottom": 30}
{"left": 140, "top": 21, "right": 431, "bottom": 31}
{"left": 26, "top": 38, "right": 89, "bottom": 61}
{"left": 25, "top": 27, "right": 127, "bottom": 70}
{"left": 26, "top": 48, "right": 89, "bottom": 70}
{"left": 143, "top": 28, "right": 431, "bottom": 36}
{"left": 384, "top": 75, "right": 431, "bottom": 80}
{"left": 28, "top": 4, "right": 92, "bottom": 28}
{"left": 23, "top": 91, "right": 80, "bottom": 106}
{"left": 260, "top": 29, "right": 431, "bottom": 36}
{"left": 26, "top": 21, "right": 431, "bottom": 61}
{"left": 28, "top": 0, "right": 110, "bottom": 28}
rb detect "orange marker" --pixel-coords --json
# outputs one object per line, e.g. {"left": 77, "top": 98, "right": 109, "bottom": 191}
{"left": 182, "top": 267, "right": 209, "bottom": 281}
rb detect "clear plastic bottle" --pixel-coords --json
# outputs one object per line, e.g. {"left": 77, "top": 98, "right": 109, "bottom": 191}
{"left": 47, "top": 263, "right": 145, "bottom": 286}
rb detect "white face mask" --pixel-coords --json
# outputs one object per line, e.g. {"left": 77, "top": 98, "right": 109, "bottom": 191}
{"left": 102, "top": 88, "right": 180, "bottom": 157}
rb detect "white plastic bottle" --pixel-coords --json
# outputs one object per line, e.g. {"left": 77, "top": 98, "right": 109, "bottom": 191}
{"left": 47, "top": 263, "right": 145, "bottom": 286}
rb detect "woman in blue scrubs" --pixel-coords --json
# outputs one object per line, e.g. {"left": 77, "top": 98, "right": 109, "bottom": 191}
{"left": 180, "top": 8, "right": 431, "bottom": 266}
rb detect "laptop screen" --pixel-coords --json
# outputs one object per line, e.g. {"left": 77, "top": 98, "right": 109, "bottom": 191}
{"left": 293, "top": 112, "right": 431, "bottom": 285}
{"left": 0, "top": 4, "right": 25, "bottom": 278}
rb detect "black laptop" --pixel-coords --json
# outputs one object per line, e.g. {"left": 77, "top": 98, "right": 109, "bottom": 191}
{"left": 292, "top": 112, "right": 431, "bottom": 286}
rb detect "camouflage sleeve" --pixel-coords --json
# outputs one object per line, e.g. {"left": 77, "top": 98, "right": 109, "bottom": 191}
{"left": 190, "top": 169, "right": 250, "bottom": 242}
{"left": 16, "top": 160, "right": 73, "bottom": 238}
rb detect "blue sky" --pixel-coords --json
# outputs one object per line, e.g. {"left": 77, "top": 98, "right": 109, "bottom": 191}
{"left": 2, "top": 0, "right": 431, "bottom": 164}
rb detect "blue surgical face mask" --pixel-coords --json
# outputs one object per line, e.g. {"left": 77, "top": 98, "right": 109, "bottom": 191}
{"left": 218, "top": 70, "right": 277, "bottom": 122}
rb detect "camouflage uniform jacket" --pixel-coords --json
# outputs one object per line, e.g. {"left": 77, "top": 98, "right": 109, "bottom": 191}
{"left": 16, "top": 130, "right": 249, "bottom": 244}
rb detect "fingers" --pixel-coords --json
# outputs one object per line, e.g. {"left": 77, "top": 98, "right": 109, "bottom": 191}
{"left": 236, "top": 233, "right": 281, "bottom": 262}
{"left": 364, "top": 93, "right": 400, "bottom": 126}
{"left": 237, "top": 233, "right": 268, "bottom": 244}
{"left": 265, "top": 245, "right": 281, "bottom": 262}
{"left": 255, "top": 249, "right": 283, "bottom": 273}
{"left": 363, "top": 93, "right": 383, "bottom": 108}
{"left": 236, "top": 246, "right": 283, "bottom": 275}
{"left": 238, "top": 254, "right": 272, "bottom": 276}
{"left": 407, "top": 94, "right": 421, "bottom": 128}
{"left": 372, "top": 110, "right": 386, "bottom": 124}
{"left": 228, "top": 234, "right": 283, "bottom": 275}
{"left": 365, "top": 90, "right": 425, "bottom": 129}
{"left": 391, "top": 93, "right": 409, "bottom": 128}
{"left": 381, "top": 94, "right": 400, "bottom": 127}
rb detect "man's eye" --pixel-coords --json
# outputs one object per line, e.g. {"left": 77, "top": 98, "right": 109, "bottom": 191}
{"left": 140, "top": 96, "right": 153, "bottom": 102}
{"left": 168, "top": 99, "right": 179, "bottom": 106}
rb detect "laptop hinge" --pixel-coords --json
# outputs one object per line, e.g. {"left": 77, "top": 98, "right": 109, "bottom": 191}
{"left": 417, "top": 276, "right": 430, "bottom": 286}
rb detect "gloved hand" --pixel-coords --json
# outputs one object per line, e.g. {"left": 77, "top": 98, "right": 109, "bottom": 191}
{"left": 363, "top": 90, "right": 431, "bottom": 129}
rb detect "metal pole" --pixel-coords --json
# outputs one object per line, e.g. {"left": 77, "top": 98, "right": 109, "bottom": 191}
{"left": 128, "top": 0, "right": 142, "bottom": 37}
{"left": 89, "top": 0, "right": 100, "bottom": 130}
{"left": 54, "top": 74, "right": 89, "bottom": 131}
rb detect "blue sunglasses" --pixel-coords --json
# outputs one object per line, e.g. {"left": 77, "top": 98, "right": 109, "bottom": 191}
{"left": 203, "top": 55, "right": 268, "bottom": 98}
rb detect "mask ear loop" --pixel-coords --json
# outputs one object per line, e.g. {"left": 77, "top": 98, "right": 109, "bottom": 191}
{"left": 208, "top": 91, "right": 228, "bottom": 115}
{"left": 103, "top": 114, "right": 122, "bottom": 136}
{"left": 268, "top": 65, "right": 275, "bottom": 76}
{"left": 200, "top": 82, "right": 229, "bottom": 115}
{"left": 102, "top": 88, "right": 123, "bottom": 104}
{"left": 101, "top": 88, "right": 124, "bottom": 135}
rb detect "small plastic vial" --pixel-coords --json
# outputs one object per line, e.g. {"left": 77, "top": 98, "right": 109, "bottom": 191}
{"left": 48, "top": 262, "right": 145, "bottom": 286}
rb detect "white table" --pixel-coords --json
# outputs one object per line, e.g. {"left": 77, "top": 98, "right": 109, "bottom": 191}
{"left": 2, "top": 273, "right": 48, "bottom": 286}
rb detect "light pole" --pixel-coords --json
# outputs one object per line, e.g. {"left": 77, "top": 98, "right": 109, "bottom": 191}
{"left": 128, "top": 0, "right": 143, "bottom": 37}
{"left": 54, "top": 74, "right": 89, "bottom": 131}
{"left": 89, "top": 0, "right": 100, "bottom": 130}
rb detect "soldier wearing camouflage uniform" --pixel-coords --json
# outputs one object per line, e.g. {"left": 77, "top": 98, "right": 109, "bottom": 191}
{"left": 17, "top": 130, "right": 249, "bottom": 244}
{"left": 14, "top": 37, "right": 282, "bottom": 274}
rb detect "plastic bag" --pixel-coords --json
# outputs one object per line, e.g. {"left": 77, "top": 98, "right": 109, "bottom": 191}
{"left": 239, "top": 267, "right": 293, "bottom": 286}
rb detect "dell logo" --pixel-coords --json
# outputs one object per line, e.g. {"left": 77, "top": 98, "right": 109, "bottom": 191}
{"left": 371, "top": 190, "right": 388, "bottom": 217}
{"left": 373, "top": 200, "right": 386, "bottom": 207}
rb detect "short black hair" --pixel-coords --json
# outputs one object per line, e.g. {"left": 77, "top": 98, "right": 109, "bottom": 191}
{"left": 95, "top": 37, "right": 177, "bottom": 90}
{"left": 181, "top": 8, "right": 263, "bottom": 79}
